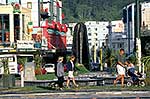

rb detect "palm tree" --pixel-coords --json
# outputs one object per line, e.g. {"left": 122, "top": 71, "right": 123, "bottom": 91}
{"left": 34, "top": 51, "right": 42, "bottom": 75}
{"left": 1, "top": 58, "right": 9, "bottom": 75}
{"left": 141, "top": 56, "right": 150, "bottom": 73}
{"left": 103, "top": 48, "right": 116, "bottom": 73}
{"left": 1, "top": 58, "right": 15, "bottom": 88}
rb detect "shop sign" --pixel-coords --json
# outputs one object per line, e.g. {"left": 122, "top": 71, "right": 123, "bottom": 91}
{"left": 17, "top": 40, "right": 34, "bottom": 49}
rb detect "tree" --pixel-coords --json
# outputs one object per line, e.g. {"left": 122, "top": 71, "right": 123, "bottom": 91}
{"left": 141, "top": 56, "right": 150, "bottom": 73}
{"left": 1, "top": 58, "right": 15, "bottom": 88}
{"left": 1, "top": 58, "right": 9, "bottom": 75}
{"left": 62, "top": 0, "right": 144, "bottom": 23}
{"left": 103, "top": 48, "right": 116, "bottom": 73}
{"left": 34, "top": 50, "right": 42, "bottom": 75}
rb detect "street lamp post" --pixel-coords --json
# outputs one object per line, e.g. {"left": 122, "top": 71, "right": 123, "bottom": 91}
{"left": 135, "top": 0, "right": 142, "bottom": 72}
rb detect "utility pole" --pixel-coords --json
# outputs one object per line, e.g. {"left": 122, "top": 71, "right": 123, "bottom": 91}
{"left": 93, "top": 33, "right": 97, "bottom": 63}
{"left": 6, "top": 0, "right": 8, "bottom": 4}
{"left": 19, "top": 0, "right": 21, "bottom": 4}
{"left": 100, "top": 48, "right": 103, "bottom": 71}
{"left": 107, "top": 21, "right": 112, "bottom": 48}
{"left": 38, "top": 0, "right": 41, "bottom": 27}
{"left": 135, "top": 0, "right": 142, "bottom": 72}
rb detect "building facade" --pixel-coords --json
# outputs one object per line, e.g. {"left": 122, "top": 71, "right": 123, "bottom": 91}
{"left": 85, "top": 21, "right": 109, "bottom": 49}
{"left": 141, "top": 2, "right": 150, "bottom": 30}
{"left": 84, "top": 21, "right": 109, "bottom": 62}
{"left": 0, "top": 0, "right": 67, "bottom": 60}
{"left": 0, "top": 4, "right": 32, "bottom": 50}
{"left": 123, "top": 2, "right": 150, "bottom": 54}
{"left": 110, "top": 20, "right": 127, "bottom": 52}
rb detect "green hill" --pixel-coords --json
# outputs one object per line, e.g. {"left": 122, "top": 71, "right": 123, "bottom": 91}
{"left": 62, "top": 0, "right": 144, "bottom": 23}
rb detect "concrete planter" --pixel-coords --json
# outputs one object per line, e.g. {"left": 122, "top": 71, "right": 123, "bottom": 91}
{"left": 2, "top": 74, "right": 15, "bottom": 88}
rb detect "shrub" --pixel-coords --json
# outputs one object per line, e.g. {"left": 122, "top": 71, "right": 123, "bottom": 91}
{"left": 36, "top": 73, "right": 56, "bottom": 80}
{"left": 145, "top": 72, "right": 150, "bottom": 86}
{"left": 75, "top": 63, "right": 89, "bottom": 74}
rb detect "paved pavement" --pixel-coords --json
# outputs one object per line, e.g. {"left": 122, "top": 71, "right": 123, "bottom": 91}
{"left": 0, "top": 91, "right": 150, "bottom": 99}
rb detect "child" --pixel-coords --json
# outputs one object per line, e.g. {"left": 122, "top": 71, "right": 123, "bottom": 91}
{"left": 126, "top": 60, "right": 139, "bottom": 83}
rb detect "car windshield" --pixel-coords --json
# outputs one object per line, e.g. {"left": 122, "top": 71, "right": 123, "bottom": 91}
{"left": 45, "top": 64, "right": 54, "bottom": 67}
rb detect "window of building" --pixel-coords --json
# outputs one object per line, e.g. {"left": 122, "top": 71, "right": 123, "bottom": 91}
{"left": 96, "top": 43, "right": 97, "bottom": 46}
{"left": 22, "top": 14, "right": 25, "bottom": 33}
{"left": 96, "top": 21, "right": 99, "bottom": 24}
{"left": 0, "top": 14, "right": 10, "bottom": 43}
{"left": 27, "top": 2, "right": 32, "bottom": 9}
{"left": 88, "top": 33, "right": 91, "bottom": 36}
{"left": 118, "top": 43, "right": 124, "bottom": 48}
{"left": 95, "top": 33, "right": 97, "bottom": 36}
{"left": 112, "top": 44, "right": 116, "bottom": 48}
{"left": 95, "top": 28, "right": 97, "bottom": 31}
{"left": 89, "top": 43, "right": 91, "bottom": 46}
{"left": 14, "top": 14, "right": 20, "bottom": 42}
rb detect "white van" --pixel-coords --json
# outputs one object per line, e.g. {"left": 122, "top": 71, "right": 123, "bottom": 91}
{"left": 0, "top": 54, "right": 34, "bottom": 75}
{"left": 0, "top": 54, "right": 18, "bottom": 74}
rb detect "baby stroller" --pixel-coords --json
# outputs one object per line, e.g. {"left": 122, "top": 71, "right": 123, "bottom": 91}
{"left": 126, "top": 69, "right": 146, "bottom": 87}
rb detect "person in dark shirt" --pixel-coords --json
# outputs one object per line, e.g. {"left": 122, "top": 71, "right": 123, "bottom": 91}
{"left": 66, "top": 55, "right": 78, "bottom": 88}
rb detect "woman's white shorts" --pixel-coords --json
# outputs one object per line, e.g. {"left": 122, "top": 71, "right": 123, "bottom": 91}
{"left": 68, "top": 71, "right": 74, "bottom": 78}
{"left": 116, "top": 65, "right": 125, "bottom": 75}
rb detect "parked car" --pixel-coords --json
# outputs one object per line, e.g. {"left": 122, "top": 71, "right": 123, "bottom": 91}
{"left": 44, "top": 63, "right": 55, "bottom": 73}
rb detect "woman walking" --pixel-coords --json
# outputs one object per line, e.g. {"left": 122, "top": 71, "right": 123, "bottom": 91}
{"left": 66, "top": 55, "right": 78, "bottom": 88}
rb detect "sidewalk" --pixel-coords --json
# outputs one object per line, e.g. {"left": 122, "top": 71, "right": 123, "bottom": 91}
{"left": 0, "top": 90, "right": 150, "bottom": 98}
{"left": 0, "top": 85, "right": 150, "bottom": 94}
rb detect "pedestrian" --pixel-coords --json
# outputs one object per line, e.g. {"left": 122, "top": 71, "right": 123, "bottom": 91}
{"left": 56, "top": 56, "right": 64, "bottom": 90}
{"left": 66, "top": 55, "right": 79, "bottom": 88}
{"left": 114, "top": 48, "right": 126, "bottom": 87}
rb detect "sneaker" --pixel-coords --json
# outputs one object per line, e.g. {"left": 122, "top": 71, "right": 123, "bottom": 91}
{"left": 59, "top": 88, "right": 63, "bottom": 91}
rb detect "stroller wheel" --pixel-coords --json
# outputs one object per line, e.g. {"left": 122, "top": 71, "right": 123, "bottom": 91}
{"left": 126, "top": 81, "right": 132, "bottom": 87}
{"left": 140, "top": 81, "right": 146, "bottom": 87}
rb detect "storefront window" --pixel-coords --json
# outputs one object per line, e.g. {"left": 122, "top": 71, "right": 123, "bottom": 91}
{"left": 14, "top": 14, "right": 20, "bottom": 42}
{"left": 0, "top": 14, "right": 10, "bottom": 43}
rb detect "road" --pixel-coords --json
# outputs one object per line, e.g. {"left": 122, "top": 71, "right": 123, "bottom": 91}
{"left": 0, "top": 91, "right": 150, "bottom": 99}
